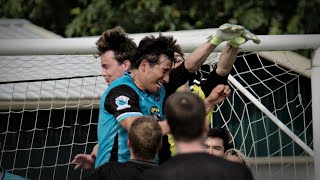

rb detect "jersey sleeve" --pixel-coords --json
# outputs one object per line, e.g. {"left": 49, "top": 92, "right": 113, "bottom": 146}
{"left": 200, "top": 64, "right": 229, "bottom": 97}
{"left": 164, "top": 62, "right": 196, "bottom": 98}
{"left": 104, "top": 85, "right": 143, "bottom": 122}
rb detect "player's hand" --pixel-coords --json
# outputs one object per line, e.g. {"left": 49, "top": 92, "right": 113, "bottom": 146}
{"left": 210, "top": 23, "right": 245, "bottom": 46}
{"left": 241, "top": 29, "right": 261, "bottom": 44}
{"left": 71, "top": 153, "right": 95, "bottom": 170}
{"left": 228, "top": 29, "right": 261, "bottom": 47}
{"left": 207, "top": 84, "right": 231, "bottom": 105}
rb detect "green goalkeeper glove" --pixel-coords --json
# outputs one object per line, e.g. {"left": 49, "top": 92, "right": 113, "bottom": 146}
{"left": 228, "top": 29, "right": 261, "bottom": 48}
{"left": 209, "top": 23, "right": 245, "bottom": 46}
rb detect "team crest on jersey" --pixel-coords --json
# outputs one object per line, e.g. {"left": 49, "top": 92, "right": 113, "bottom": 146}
{"left": 150, "top": 106, "right": 161, "bottom": 119}
{"left": 115, "top": 95, "right": 131, "bottom": 110}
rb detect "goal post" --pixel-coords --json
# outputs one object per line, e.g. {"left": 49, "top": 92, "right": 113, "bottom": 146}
{"left": 311, "top": 47, "right": 320, "bottom": 180}
{"left": 0, "top": 31, "right": 320, "bottom": 180}
{"left": 228, "top": 75, "right": 313, "bottom": 156}
{"left": 0, "top": 33, "right": 320, "bottom": 55}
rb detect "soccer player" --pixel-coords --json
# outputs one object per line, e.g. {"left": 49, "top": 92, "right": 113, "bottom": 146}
{"left": 85, "top": 116, "right": 162, "bottom": 180}
{"left": 139, "top": 92, "right": 253, "bottom": 180}
{"left": 167, "top": 23, "right": 261, "bottom": 157}
{"left": 73, "top": 23, "right": 260, "bottom": 169}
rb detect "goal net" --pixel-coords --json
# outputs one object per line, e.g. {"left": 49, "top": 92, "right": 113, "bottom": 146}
{"left": 0, "top": 55, "right": 106, "bottom": 180}
{"left": 201, "top": 51, "right": 313, "bottom": 180}
{"left": 0, "top": 36, "right": 317, "bottom": 180}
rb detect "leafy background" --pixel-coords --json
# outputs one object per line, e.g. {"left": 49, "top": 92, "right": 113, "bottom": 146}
{"left": 1, "top": 0, "right": 319, "bottom": 37}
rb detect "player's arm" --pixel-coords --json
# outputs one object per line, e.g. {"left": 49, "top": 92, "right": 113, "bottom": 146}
{"left": 105, "top": 85, "right": 142, "bottom": 131}
{"left": 71, "top": 144, "right": 98, "bottom": 170}
{"left": 203, "top": 84, "right": 231, "bottom": 114}
{"left": 184, "top": 23, "right": 247, "bottom": 73}
{"left": 200, "top": 65, "right": 229, "bottom": 97}
{"left": 91, "top": 143, "right": 98, "bottom": 157}
{"left": 216, "top": 43, "right": 238, "bottom": 76}
{"left": 158, "top": 120, "right": 170, "bottom": 135}
{"left": 165, "top": 23, "right": 246, "bottom": 96}
{"left": 184, "top": 41, "right": 216, "bottom": 73}
{"left": 201, "top": 24, "right": 261, "bottom": 97}
{"left": 106, "top": 85, "right": 170, "bottom": 134}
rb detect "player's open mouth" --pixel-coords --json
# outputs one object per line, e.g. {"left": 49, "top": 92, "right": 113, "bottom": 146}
{"left": 156, "top": 82, "right": 162, "bottom": 87}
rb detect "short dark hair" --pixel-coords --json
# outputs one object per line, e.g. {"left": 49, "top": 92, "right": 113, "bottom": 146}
{"left": 95, "top": 26, "right": 137, "bottom": 64}
{"left": 128, "top": 116, "right": 162, "bottom": 160}
{"left": 132, "top": 34, "right": 182, "bottom": 69}
{"left": 207, "top": 127, "right": 231, "bottom": 151}
{"left": 164, "top": 92, "right": 206, "bottom": 141}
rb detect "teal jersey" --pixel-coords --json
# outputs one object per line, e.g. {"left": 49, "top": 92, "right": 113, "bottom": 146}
{"left": 95, "top": 71, "right": 165, "bottom": 167}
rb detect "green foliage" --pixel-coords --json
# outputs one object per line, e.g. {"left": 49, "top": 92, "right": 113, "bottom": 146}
{"left": 235, "top": 7, "right": 268, "bottom": 31}
{"left": 0, "top": 0, "right": 23, "bottom": 16}
{"left": 0, "top": 0, "right": 319, "bottom": 37}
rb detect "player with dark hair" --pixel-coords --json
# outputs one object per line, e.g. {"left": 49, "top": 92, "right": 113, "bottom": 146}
{"left": 139, "top": 91, "right": 253, "bottom": 180}
{"left": 204, "top": 127, "right": 231, "bottom": 158}
{"left": 95, "top": 34, "right": 182, "bottom": 167}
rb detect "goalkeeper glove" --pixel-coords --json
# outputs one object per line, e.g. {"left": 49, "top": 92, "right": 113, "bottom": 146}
{"left": 209, "top": 23, "right": 245, "bottom": 46}
{"left": 228, "top": 29, "right": 261, "bottom": 48}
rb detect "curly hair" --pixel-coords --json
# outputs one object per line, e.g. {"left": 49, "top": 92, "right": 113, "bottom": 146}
{"left": 95, "top": 26, "right": 137, "bottom": 64}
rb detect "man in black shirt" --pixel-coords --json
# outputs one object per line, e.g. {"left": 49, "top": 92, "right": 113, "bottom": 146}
{"left": 139, "top": 91, "right": 253, "bottom": 180}
{"left": 85, "top": 116, "right": 162, "bottom": 180}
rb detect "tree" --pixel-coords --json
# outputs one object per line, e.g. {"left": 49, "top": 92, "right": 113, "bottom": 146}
{"left": 1, "top": 0, "right": 319, "bottom": 37}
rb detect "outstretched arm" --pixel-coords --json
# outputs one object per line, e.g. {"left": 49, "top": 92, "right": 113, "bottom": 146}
{"left": 216, "top": 24, "right": 261, "bottom": 76}
{"left": 184, "top": 42, "right": 216, "bottom": 73}
{"left": 216, "top": 43, "right": 238, "bottom": 76}
{"left": 184, "top": 23, "right": 246, "bottom": 73}
{"left": 201, "top": 24, "right": 261, "bottom": 97}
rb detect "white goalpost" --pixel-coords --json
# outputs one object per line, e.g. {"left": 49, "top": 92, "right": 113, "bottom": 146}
{"left": 0, "top": 30, "right": 319, "bottom": 180}
{"left": 311, "top": 47, "right": 320, "bottom": 180}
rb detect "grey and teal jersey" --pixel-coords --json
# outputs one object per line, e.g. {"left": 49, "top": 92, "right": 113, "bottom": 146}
{"left": 95, "top": 71, "right": 166, "bottom": 167}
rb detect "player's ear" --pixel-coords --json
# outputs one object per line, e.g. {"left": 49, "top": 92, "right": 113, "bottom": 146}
{"left": 123, "top": 59, "right": 131, "bottom": 70}
{"left": 140, "top": 59, "right": 149, "bottom": 71}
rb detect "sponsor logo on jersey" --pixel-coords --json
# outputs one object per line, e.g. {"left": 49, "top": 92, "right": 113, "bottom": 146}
{"left": 115, "top": 95, "right": 131, "bottom": 110}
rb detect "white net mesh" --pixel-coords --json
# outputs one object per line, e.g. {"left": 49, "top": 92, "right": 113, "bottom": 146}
{"left": 0, "top": 51, "right": 314, "bottom": 180}
{"left": 0, "top": 55, "right": 105, "bottom": 179}
{"left": 200, "top": 51, "right": 313, "bottom": 180}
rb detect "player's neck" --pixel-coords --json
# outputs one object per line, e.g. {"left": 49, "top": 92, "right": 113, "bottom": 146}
{"left": 175, "top": 140, "right": 206, "bottom": 154}
{"left": 130, "top": 154, "right": 155, "bottom": 163}
{"left": 131, "top": 70, "right": 147, "bottom": 91}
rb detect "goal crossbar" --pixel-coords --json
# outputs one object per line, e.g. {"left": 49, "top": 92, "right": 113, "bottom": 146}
{"left": 0, "top": 32, "right": 319, "bottom": 56}
{"left": 0, "top": 31, "right": 320, "bottom": 180}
